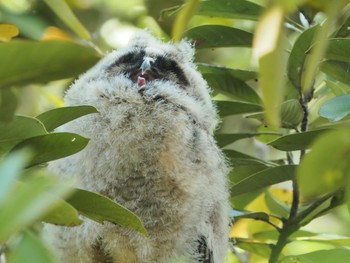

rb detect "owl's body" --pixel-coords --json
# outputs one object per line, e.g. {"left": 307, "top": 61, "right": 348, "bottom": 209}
{"left": 44, "top": 33, "right": 230, "bottom": 263}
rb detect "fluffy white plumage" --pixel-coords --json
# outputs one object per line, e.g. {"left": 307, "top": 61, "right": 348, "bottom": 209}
{"left": 44, "top": 32, "right": 231, "bottom": 263}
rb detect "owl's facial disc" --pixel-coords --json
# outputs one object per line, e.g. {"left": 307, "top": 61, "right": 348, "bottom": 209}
{"left": 106, "top": 49, "right": 189, "bottom": 88}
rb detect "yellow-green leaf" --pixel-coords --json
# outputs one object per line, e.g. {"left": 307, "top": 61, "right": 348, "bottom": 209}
{"left": 0, "top": 24, "right": 19, "bottom": 42}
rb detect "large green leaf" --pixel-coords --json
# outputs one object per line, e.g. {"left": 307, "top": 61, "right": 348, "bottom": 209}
{"left": 43, "top": 0, "right": 91, "bottom": 40}
{"left": 230, "top": 165, "right": 296, "bottom": 197}
{"left": 0, "top": 88, "right": 17, "bottom": 122}
{"left": 215, "top": 133, "right": 262, "bottom": 148}
{"left": 0, "top": 116, "right": 47, "bottom": 156}
{"left": 248, "top": 99, "right": 304, "bottom": 129}
{"left": 184, "top": 25, "right": 253, "bottom": 49}
{"left": 298, "top": 128, "right": 350, "bottom": 198}
{"left": 216, "top": 100, "right": 262, "bottom": 117}
{"left": 66, "top": 188, "right": 147, "bottom": 235}
{"left": 197, "top": 0, "right": 262, "bottom": 20}
{"left": 287, "top": 25, "right": 318, "bottom": 90}
{"left": 231, "top": 209, "right": 270, "bottom": 221}
{"left": 236, "top": 238, "right": 271, "bottom": 258}
{"left": 0, "top": 152, "right": 27, "bottom": 205}
{"left": 281, "top": 249, "right": 350, "bottom": 263}
{"left": 319, "top": 94, "right": 350, "bottom": 121}
{"left": 36, "top": 105, "right": 98, "bottom": 131}
{"left": 268, "top": 129, "right": 329, "bottom": 151}
{"left": 42, "top": 198, "right": 83, "bottom": 226}
{"left": 325, "top": 38, "right": 350, "bottom": 62}
{"left": 0, "top": 176, "right": 71, "bottom": 242}
{"left": 198, "top": 63, "right": 257, "bottom": 81}
{"left": 0, "top": 40, "right": 100, "bottom": 87}
{"left": 321, "top": 60, "right": 350, "bottom": 85}
{"left": 12, "top": 132, "right": 89, "bottom": 167}
{"left": 203, "top": 73, "right": 261, "bottom": 103}
{"left": 7, "top": 231, "right": 56, "bottom": 263}
{"left": 224, "top": 149, "right": 276, "bottom": 167}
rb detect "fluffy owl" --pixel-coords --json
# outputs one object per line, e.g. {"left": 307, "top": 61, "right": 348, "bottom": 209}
{"left": 44, "top": 32, "right": 231, "bottom": 263}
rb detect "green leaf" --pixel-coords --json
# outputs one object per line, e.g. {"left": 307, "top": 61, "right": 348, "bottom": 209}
{"left": 198, "top": 63, "right": 257, "bottom": 81}
{"left": 0, "top": 88, "right": 17, "bottom": 122}
{"left": 298, "top": 128, "right": 350, "bottom": 198}
{"left": 281, "top": 249, "right": 350, "bottom": 263}
{"left": 236, "top": 238, "right": 271, "bottom": 258}
{"left": 36, "top": 105, "right": 98, "bottom": 131}
{"left": 184, "top": 25, "right": 253, "bottom": 49}
{"left": 197, "top": 0, "right": 262, "bottom": 20}
{"left": 0, "top": 116, "right": 47, "bottom": 156}
{"left": 203, "top": 73, "right": 261, "bottom": 103}
{"left": 319, "top": 94, "right": 350, "bottom": 121}
{"left": 254, "top": 5, "right": 286, "bottom": 127}
{"left": 215, "top": 133, "right": 262, "bottom": 148}
{"left": 247, "top": 99, "right": 304, "bottom": 129}
{"left": 0, "top": 151, "right": 28, "bottom": 205}
{"left": 224, "top": 149, "right": 276, "bottom": 167}
{"left": 321, "top": 60, "right": 350, "bottom": 85}
{"left": 216, "top": 100, "right": 262, "bottom": 117}
{"left": 231, "top": 209, "right": 270, "bottom": 221}
{"left": 42, "top": 198, "right": 83, "bottom": 226}
{"left": 287, "top": 25, "right": 319, "bottom": 89}
{"left": 7, "top": 231, "right": 56, "bottom": 263}
{"left": 66, "top": 188, "right": 147, "bottom": 235}
{"left": 334, "top": 15, "right": 350, "bottom": 37}
{"left": 268, "top": 129, "right": 329, "bottom": 151}
{"left": 43, "top": 0, "right": 91, "bottom": 40}
{"left": 0, "top": 40, "right": 100, "bottom": 87}
{"left": 325, "top": 38, "right": 350, "bottom": 62}
{"left": 264, "top": 190, "right": 289, "bottom": 218}
{"left": 230, "top": 165, "right": 296, "bottom": 197}
{"left": 12, "top": 132, "right": 89, "bottom": 167}
{"left": 0, "top": 176, "right": 71, "bottom": 242}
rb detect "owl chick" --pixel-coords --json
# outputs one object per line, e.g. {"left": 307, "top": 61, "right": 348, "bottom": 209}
{"left": 44, "top": 32, "right": 231, "bottom": 263}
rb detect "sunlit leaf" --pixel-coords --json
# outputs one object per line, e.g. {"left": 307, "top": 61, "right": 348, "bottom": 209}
{"left": 268, "top": 129, "right": 329, "bottom": 151}
{"left": 0, "top": 116, "right": 47, "bottom": 156}
{"left": 216, "top": 101, "right": 262, "bottom": 117}
{"left": 67, "top": 188, "right": 147, "bottom": 235}
{"left": 298, "top": 128, "right": 350, "bottom": 198}
{"left": 43, "top": 0, "right": 91, "bottom": 40}
{"left": 184, "top": 25, "right": 253, "bottom": 49}
{"left": 0, "top": 40, "right": 100, "bottom": 87}
{"left": 230, "top": 165, "right": 296, "bottom": 197}
{"left": 197, "top": 0, "right": 262, "bottom": 20}
{"left": 36, "top": 105, "right": 98, "bottom": 131}
{"left": 7, "top": 231, "right": 56, "bottom": 263}
{"left": 12, "top": 133, "right": 89, "bottom": 167}
{"left": 319, "top": 94, "right": 350, "bottom": 121}
{"left": 254, "top": 5, "right": 286, "bottom": 127}
{"left": 264, "top": 190, "right": 290, "bottom": 218}
{"left": 0, "top": 24, "right": 19, "bottom": 42}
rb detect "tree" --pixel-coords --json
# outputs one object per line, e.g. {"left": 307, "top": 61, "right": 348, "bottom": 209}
{"left": 1, "top": 0, "right": 350, "bottom": 262}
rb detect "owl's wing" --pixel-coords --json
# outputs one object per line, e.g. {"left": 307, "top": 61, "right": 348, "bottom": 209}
{"left": 197, "top": 235, "right": 213, "bottom": 263}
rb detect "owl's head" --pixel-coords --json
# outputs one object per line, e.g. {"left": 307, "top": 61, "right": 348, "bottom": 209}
{"left": 66, "top": 31, "right": 218, "bottom": 133}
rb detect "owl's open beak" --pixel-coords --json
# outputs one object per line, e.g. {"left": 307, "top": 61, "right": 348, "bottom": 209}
{"left": 138, "top": 57, "right": 155, "bottom": 87}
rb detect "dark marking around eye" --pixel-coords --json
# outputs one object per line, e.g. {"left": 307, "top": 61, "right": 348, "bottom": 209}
{"left": 154, "top": 56, "right": 189, "bottom": 87}
{"left": 107, "top": 49, "right": 145, "bottom": 70}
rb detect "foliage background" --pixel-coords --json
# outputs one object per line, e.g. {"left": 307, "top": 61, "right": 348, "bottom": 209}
{"left": 1, "top": 0, "right": 350, "bottom": 262}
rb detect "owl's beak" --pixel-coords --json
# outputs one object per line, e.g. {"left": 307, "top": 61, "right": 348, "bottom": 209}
{"left": 140, "top": 57, "right": 155, "bottom": 75}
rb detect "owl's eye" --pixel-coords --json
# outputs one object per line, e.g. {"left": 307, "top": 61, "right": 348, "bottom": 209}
{"left": 106, "top": 50, "right": 145, "bottom": 73}
{"left": 153, "top": 56, "right": 189, "bottom": 87}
